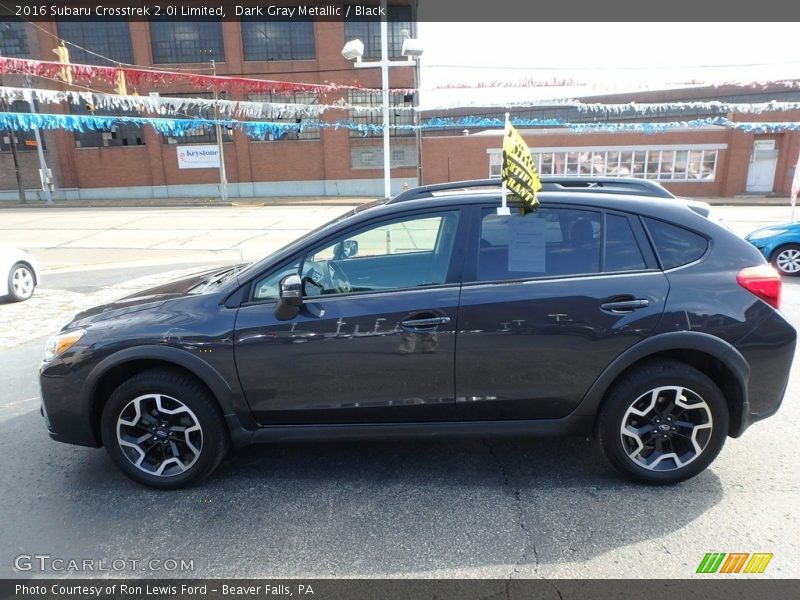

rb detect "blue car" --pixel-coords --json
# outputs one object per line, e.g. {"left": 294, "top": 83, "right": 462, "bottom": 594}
{"left": 745, "top": 222, "right": 800, "bottom": 276}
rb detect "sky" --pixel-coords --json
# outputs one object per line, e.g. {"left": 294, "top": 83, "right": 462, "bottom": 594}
{"left": 416, "top": 23, "right": 800, "bottom": 108}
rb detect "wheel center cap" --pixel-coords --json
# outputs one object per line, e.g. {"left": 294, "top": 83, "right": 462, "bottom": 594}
{"left": 657, "top": 423, "right": 671, "bottom": 432}
{"left": 156, "top": 429, "right": 169, "bottom": 439}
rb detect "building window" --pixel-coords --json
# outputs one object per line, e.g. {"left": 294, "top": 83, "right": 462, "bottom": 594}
{"left": 0, "top": 21, "right": 29, "bottom": 58}
{"left": 0, "top": 101, "right": 42, "bottom": 152}
{"left": 247, "top": 92, "right": 320, "bottom": 140}
{"left": 161, "top": 93, "right": 233, "bottom": 145}
{"left": 344, "top": 5, "right": 413, "bottom": 59}
{"left": 489, "top": 147, "right": 720, "bottom": 182}
{"left": 348, "top": 90, "right": 415, "bottom": 138}
{"left": 72, "top": 101, "right": 145, "bottom": 148}
{"left": 351, "top": 141, "right": 416, "bottom": 169}
{"left": 149, "top": 21, "right": 224, "bottom": 64}
{"left": 56, "top": 20, "right": 133, "bottom": 65}
{"left": 241, "top": 18, "right": 315, "bottom": 61}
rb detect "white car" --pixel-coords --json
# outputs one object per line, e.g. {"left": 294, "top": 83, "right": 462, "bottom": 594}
{"left": 0, "top": 244, "right": 41, "bottom": 302}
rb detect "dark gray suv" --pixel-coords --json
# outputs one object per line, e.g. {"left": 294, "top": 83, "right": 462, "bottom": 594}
{"left": 40, "top": 179, "right": 796, "bottom": 488}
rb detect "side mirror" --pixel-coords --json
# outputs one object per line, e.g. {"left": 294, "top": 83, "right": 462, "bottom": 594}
{"left": 343, "top": 239, "right": 359, "bottom": 258}
{"left": 274, "top": 274, "right": 303, "bottom": 320}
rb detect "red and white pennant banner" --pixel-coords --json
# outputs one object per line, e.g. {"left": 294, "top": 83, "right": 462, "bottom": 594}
{"left": 0, "top": 57, "right": 417, "bottom": 96}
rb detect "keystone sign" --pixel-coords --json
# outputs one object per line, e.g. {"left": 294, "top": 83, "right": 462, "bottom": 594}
{"left": 177, "top": 145, "right": 220, "bottom": 169}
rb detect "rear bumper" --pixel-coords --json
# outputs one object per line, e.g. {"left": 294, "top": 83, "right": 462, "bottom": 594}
{"left": 733, "top": 308, "right": 797, "bottom": 436}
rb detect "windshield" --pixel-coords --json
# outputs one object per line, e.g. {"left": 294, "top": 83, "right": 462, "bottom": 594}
{"left": 232, "top": 200, "right": 386, "bottom": 281}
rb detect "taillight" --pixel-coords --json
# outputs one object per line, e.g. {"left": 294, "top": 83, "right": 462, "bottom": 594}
{"left": 737, "top": 264, "right": 782, "bottom": 309}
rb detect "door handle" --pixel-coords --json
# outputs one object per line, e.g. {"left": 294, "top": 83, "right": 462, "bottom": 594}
{"left": 401, "top": 316, "right": 451, "bottom": 330}
{"left": 600, "top": 299, "right": 650, "bottom": 313}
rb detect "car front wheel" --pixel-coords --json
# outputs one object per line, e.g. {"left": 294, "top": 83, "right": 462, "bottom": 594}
{"left": 597, "top": 360, "right": 729, "bottom": 484}
{"left": 100, "top": 369, "right": 229, "bottom": 489}
{"left": 772, "top": 243, "right": 800, "bottom": 276}
{"left": 8, "top": 262, "right": 36, "bottom": 302}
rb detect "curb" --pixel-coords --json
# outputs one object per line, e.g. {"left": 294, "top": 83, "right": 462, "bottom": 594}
{"left": 0, "top": 197, "right": 378, "bottom": 209}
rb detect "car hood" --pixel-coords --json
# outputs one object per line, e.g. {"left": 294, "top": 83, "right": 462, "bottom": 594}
{"left": 68, "top": 264, "right": 244, "bottom": 326}
{"left": 745, "top": 223, "right": 799, "bottom": 239}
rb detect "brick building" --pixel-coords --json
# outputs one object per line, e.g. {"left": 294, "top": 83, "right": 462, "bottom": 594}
{"left": 421, "top": 86, "right": 800, "bottom": 198}
{"left": 2, "top": 10, "right": 800, "bottom": 201}
{"left": 0, "top": 5, "right": 420, "bottom": 201}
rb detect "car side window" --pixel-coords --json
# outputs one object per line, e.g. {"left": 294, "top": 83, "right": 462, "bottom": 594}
{"left": 643, "top": 217, "right": 708, "bottom": 270}
{"left": 605, "top": 214, "right": 647, "bottom": 272}
{"left": 301, "top": 211, "right": 460, "bottom": 296}
{"left": 477, "top": 207, "right": 601, "bottom": 281}
{"left": 253, "top": 260, "right": 301, "bottom": 302}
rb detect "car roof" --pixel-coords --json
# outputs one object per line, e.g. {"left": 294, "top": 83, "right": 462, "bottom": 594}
{"left": 377, "top": 190, "right": 699, "bottom": 221}
{"left": 390, "top": 177, "right": 676, "bottom": 203}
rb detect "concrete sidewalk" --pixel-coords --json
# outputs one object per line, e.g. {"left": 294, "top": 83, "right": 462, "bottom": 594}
{"left": 0, "top": 195, "right": 377, "bottom": 209}
{"left": 0, "top": 204, "right": 357, "bottom": 272}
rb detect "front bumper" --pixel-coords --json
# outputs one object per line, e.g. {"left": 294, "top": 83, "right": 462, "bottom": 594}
{"left": 40, "top": 359, "right": 102, "bottom": 448}
{"left": 744, "top": 239, "right": 773, "bottom": 260}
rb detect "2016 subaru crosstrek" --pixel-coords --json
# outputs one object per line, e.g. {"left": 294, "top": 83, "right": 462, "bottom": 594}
{"left": 39, "top": 180, "right": 796, "bottom": 488}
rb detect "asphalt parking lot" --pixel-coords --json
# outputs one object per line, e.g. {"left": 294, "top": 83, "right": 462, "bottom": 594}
{"left": 0, "top": 204, "right": 798, "bottom": 579}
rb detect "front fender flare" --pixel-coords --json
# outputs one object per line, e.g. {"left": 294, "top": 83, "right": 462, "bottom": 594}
{"left": 82, "top": 345, "right": 258, "bottom": 436}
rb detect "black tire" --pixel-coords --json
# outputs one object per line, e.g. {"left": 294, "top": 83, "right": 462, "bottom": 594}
{"left": 597, "top": 360, "right": 729, "bottom": 485}
{"left": 7, "top": 262, "right": 36, "bottom": 302}
{"left": 770, "top": 243, "right": 800, "bottom": 277}
{"left": 100, "top": 368, "right": 229, "bottom": 489}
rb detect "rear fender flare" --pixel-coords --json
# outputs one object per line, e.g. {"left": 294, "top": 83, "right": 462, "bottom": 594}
{"left": 574, "top": 331, "right": 749, "bottom": 428}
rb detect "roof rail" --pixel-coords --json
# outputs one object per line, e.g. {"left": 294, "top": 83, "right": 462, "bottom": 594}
{"left": 388, "top": 177, "right": 675, "bottom": 203}
{"left": 389, "top": 179, "right": 500, "bottom": 203}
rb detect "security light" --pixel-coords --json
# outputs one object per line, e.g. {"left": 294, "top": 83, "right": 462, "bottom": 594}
{"left": 341, "top": 39, "right": 365, "bottom": 61}
{"left": 401, "top": 38, "right": 424, "bottom": 58}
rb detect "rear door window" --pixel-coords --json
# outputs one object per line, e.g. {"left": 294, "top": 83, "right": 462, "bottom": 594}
{"left": 477, "top": 207, "right": 601, "bottom": 281}
{"left": 643, "top": 217, "right": 708, "bottom": 270}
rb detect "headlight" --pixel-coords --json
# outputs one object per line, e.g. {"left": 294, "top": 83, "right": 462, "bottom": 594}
{"left": 747, "top": 229, "right": 785, "bottom": 241}
{"left": 44, "top": 329, "right": 86, "bottom": 361}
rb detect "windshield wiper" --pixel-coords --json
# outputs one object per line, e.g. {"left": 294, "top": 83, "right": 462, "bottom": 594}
{"left": 192, "top": 264, "right": 250, "bottom": 293}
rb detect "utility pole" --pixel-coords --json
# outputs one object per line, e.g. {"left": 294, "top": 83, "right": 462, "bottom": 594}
{"left": 26, "top": 75, "right": 53, "bottom": 203}
{"left": 210, "top": 60, "right": 229, "bottom": 203}
{"left": 0, "top": 68, "right": 27, "bottom": 203}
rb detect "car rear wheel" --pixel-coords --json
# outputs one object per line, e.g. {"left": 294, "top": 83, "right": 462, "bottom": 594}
{"left": 597, "top": 360, "right": 729, "bottom": 484}
{"left": 8, "top": 262, "right": 36, "bottom": 302}
{"left": 771, "top": 244, "right": 800, "bottom": 276}
{"left": 100, "top": 369, "right": 229, "bottom": 489}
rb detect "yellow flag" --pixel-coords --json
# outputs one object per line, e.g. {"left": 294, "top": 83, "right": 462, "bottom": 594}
{"left": 116, "top": 69, "right": 127, "bottom": 96}
{"left": 502, "top": 123, "right": 541, "bottom": 212}
{"left": 54, "top": 43, "right": 72, "bottom": 85}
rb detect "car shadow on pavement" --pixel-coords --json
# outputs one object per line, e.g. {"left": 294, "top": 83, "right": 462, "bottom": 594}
{"left": 0, "top": 408, "right": 724, "bottom": 578}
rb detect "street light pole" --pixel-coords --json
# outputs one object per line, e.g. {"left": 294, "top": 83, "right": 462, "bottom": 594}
{"left": 380, "top": 12, "right": 391, "bottom": 200}
{"left": 347, "top": 0, "right": 420, "bottom": 200}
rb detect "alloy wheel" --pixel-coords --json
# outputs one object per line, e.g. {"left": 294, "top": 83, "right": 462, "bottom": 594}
{"left": 11, "top": 265, "right": 34, "bottom": 299}
{"left": 116, "top": 394, "right": 203, "bottom": 477}
{"left": 775, "top": 247, "right": 800, "bottom": 274}
{"left": 620, "top": 386, "right": 713, "bottom": 472}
